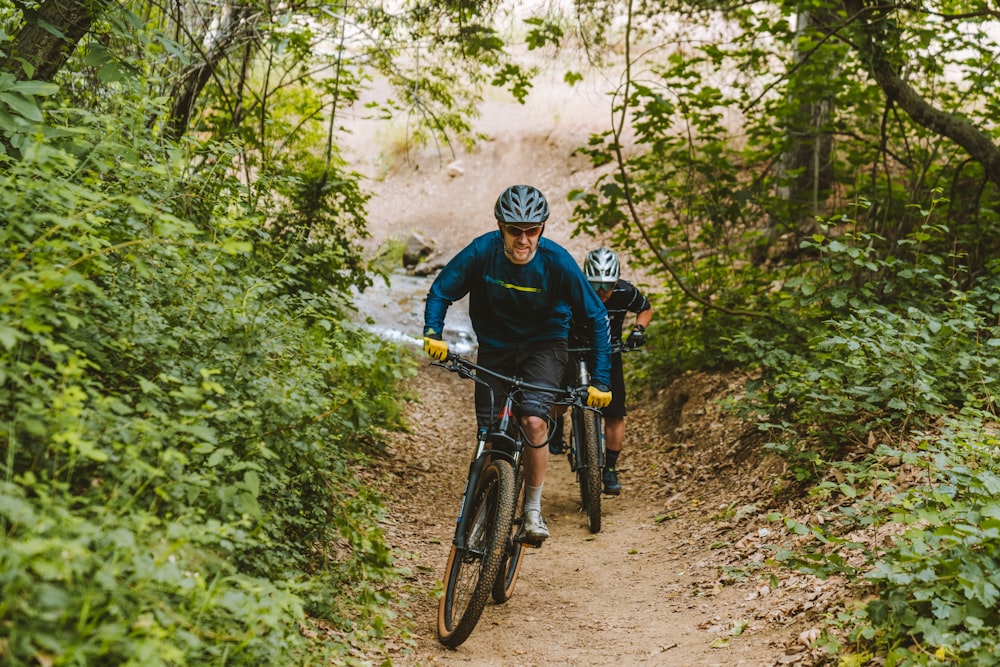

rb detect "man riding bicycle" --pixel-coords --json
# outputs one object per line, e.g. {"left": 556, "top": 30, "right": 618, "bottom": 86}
{"left": 553, "top": 247, "right": 653, "bottom": 495}
{"left": 422, "top": 184, "right": 613, "bottom": 544}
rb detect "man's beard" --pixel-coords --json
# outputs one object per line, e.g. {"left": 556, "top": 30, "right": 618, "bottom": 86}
{"left": 503, "top": 241, "right": 538, "bottom": 264}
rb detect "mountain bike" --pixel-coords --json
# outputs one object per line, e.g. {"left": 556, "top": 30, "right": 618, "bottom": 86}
{"left": 558, "top": 346, "right": 609, "bottom": 534}
{"left": 558, "top": 342, "right": 640, "bottom": 531}
{"left": 433, "top": 353, "right": 592, "bottom": 648}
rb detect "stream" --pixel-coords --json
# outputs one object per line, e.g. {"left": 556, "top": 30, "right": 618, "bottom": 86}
{"left": 350, "top": 268, "right": 476, "bottom": 355}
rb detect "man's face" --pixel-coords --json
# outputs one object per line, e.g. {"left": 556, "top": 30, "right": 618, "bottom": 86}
{"left": 590, "top": 281, "right": 615, "bottom": 303}
{"left": 499, "top": 222, "right": 544, "bottom": 265}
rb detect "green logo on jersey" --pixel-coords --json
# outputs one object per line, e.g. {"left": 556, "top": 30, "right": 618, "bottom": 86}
{"left": 484, "top": 275, "right": 541, "bottom": 293}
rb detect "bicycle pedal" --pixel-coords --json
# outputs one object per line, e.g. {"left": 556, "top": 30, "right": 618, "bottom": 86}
{"left": 514, "top": 533, "right": 544, "bottom": 549}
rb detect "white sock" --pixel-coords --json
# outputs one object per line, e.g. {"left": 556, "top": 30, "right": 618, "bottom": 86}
{"left": 524, "top": 483, "right": 543, "bottom": 513}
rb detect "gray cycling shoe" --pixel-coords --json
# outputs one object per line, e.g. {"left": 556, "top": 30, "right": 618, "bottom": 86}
{"left": 518, "top": 509, "right": 550, "bottom": 545}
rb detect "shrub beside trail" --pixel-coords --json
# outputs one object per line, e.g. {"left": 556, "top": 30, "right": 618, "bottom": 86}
{"left": 0, "top": 97, "right": 412, "bottom": 664}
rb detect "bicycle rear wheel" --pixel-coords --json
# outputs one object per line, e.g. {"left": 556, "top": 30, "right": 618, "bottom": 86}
{"left": 575, "top": 407, "right": 603, "bottom": 533}
{"left": 492, "top": 462, "right": 526, "bottom": 603}
{"left": 437, "top": 459, "right": 516, "bottom": 647}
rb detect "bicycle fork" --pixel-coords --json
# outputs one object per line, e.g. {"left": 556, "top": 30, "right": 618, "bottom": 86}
{"left": 452, "top": 433, "right": 491, "bottom": 552}
{"left": 453, "top": 401, "right": 521, "bottom": 551}
{"left": 570, "top": 357, "right": 606, "bottom": 471}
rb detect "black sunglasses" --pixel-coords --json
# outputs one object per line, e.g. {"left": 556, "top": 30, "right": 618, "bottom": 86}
{"left": 590, "top": 281, "right": 616, "bottom": 292}
{"left": 502, "top": 223, "right": 543, "bottom": 238}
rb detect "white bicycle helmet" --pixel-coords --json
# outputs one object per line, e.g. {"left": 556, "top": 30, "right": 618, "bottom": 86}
{"left": 584, "top": 247, "right": 620, "bottom": 283}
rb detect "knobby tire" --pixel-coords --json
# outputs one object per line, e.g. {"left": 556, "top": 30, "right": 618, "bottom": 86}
{"left": 492, "top": 462, "right": 525, "bottom": 603}
{"left": 437, "top": 459, "right": 516, "bottom": 647}
{"left": 577, "top": 408, "right": 603, "bottom": 533}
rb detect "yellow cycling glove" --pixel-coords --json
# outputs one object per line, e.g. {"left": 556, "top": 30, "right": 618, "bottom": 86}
{"left": 587, "top": 385, "right": 612, "bottom": 409}
{"left": 423, "top": 337, "right": 449, "bottom": 361}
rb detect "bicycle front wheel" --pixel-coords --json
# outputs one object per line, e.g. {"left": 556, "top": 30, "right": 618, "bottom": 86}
{"left": 575, "top": 407, "right": 603, "bottom": 533}
{"left": 492, "top": 461, "right": 526, "bottom": 603}
{"left": 437, "top": 459, "right": 516, "bottom": 647}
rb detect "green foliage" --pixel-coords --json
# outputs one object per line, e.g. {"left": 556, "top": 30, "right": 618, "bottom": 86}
{"left": 0, "top": 86, "right": 413, "bottom": 663}
{"left": 849, "top": 423, "right": 1000, "bottom": 665}
{"left": 524, "top": 17, "right": 564, "bottom": 50}
{"left": 657, "top": 197, "right": 1000, "bottom": 665}
{"left": 0, "top": 483, "right": 307, "bottom": 665}
{"left": 566, "top": 5, "right": 1000, "bottom": 662}
{"left": 0, "top": 75, "right": 58, "bottom": 152}
{"left": 570, "top": 0, "right": 1000, "bottom": 386}
{"left": 572, "top": 36, "right": 1000, "bottom": 655}
{"left": 719, "top": 201, "right": 1000, "bottom": 479}
{"left": 1, "top": 2, "right": 590, "bottom": 662}
{"left": 768, "top": 415, "right": 1000, "bottom": 665}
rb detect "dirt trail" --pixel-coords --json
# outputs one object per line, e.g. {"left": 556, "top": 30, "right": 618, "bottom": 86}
{"left": 351, "top": 72, "right": 835, "bottom": 666}
{"left": 370, "top": 361, "right": 825, "bottom": 667}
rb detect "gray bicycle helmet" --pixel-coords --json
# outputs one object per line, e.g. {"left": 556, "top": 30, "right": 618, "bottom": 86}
{"left": 584, "top": 247, "right": 621, "bottom": 283}
{"left": 494, "top": 185, "right": 550, "bottom": 224}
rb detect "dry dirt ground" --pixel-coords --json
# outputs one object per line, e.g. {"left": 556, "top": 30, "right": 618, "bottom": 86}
{"left": 346, "top": 72, "right": 844, "bottom": 666}
{"left": 365, "top": 361, "right": 840, "bottom": 667}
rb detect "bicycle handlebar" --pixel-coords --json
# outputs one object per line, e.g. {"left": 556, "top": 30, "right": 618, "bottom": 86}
{"left": 431, "top": 353, "right": 590, "bottom": 407}
{"left": 567, "top": 343, "right": 639, "bottom": 355}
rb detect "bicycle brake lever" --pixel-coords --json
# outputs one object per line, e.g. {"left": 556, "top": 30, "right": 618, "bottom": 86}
{"left": 438, "top": 355, "right": 477, "bottom": 381}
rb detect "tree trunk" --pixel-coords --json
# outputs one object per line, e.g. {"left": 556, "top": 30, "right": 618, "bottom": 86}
{"left": 165, "top": 4, "right": 256, "bottom": 140}
{"left": 0, "top": 0, "right": 95, "bottom": 81}
{"left": 755, "top": 10, "right": 836, "bottom": 264}
{"left": 776, "top": 12, "right": 835, "bottom": 217}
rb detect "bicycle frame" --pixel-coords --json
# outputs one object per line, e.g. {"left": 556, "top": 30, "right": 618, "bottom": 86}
{"left": 452, "top": 389, "right": 521, "bottom": 551}
{"left": 433, "top": 354, "right": 569, "bottom": 550}
{"left": 433, "top": 352, "right": 594, "bottom": 647}
{"left": 565, "top": 350, "right": 607, "bottom": 472}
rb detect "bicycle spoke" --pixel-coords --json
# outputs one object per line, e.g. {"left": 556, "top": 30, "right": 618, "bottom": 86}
{"left": 438, "top": 461, "right": 515, "bottom": 647}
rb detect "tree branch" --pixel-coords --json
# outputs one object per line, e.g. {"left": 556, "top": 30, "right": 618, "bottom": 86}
{"left": 843, "top": 0, "right": 1000, "bottom": 189}
{"left": 611, "top": 0, "right": 789, "bottom": 326}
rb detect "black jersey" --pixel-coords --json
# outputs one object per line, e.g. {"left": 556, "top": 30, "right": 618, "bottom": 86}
{"left": 570, "top": 279, "right": 650, "bottom": 347}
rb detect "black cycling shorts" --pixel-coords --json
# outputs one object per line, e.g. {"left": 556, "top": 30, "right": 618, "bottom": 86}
{"left": 604, "top": 351, "right": 627, "bottom": 419}
{"left": 474, "top": 340, "right": 568, "bottom": 430}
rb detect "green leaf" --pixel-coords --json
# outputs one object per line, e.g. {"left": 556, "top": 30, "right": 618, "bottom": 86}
{"left": 207, "top": 447, "right": 232, "bottom": 467}
{"left": 9, "top": 80, "right": 59, "bottom": 96}
{"left": 221, "top": 240, "right": 252, "bottom": 254}
{"left": 97, "top": 62, "right": 124, "bottom": 83}
{"left": 83, "top": 43, "right": 113, "bottom": 67}
{"left": 0, "top": 92, "right": 42, "bottom": 121}
{"left": 0, "top": 325, "right": 22, "bottom": 350}
{"left": 242, "top": 471, "right": 261, "bottom": 497}
{"left": 137, "top": 376, "right": 160, "bottom": 394}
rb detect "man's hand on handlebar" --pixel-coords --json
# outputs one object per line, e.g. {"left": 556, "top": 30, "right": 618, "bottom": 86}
{"left": 587, "top": 383, "right": 612, "bottom": 409}
{"left": 625, "top": 325, "right": 646, "bottom": 350}
{"left": 423, "top": 336, "right": 449, "bottom": 361}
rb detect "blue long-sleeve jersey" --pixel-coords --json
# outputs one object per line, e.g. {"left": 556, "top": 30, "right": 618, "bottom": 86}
{"left": 423, "top": 231, "right": 612, "bottom": 387}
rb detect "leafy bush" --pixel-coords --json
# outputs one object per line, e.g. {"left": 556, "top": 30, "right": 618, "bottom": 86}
{"left": 848, "top": 419, "right": 1000, "bottom": 665}
{"left": 1, "top": 87, "right": 411, "bottom": 664}
{"left": 0, "top": 481, "right": 307, "bottom": 665}
{"left": 722, "top": 204, "right": 1000, "bottom": 479}
{"left": 768, "top": 414, "right": 1000, "bottom": 666}
{"left": 708, "top": 201, "right": 1000, "bottom": 664}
